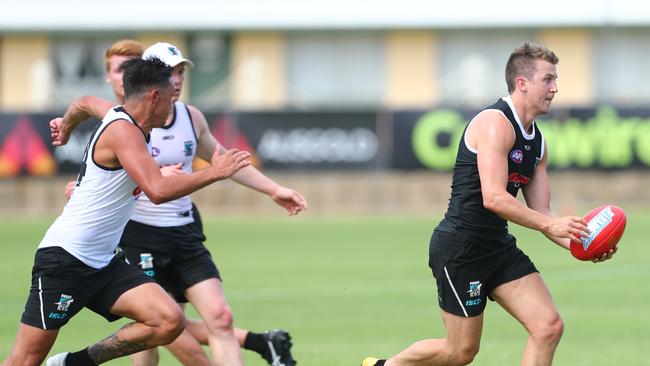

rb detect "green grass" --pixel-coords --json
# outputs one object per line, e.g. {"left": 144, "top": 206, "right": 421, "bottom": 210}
{"left": 1, "top": 213, "right": 649, "bottom": 365}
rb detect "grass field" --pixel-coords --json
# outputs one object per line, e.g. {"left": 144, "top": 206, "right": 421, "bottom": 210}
{"left": 1, "top": 213, "right": 649, "bottom": 365}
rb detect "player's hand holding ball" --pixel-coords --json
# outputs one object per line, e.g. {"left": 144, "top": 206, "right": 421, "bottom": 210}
{"left": 570, "top": 205, "right": 626, "bottom": 262}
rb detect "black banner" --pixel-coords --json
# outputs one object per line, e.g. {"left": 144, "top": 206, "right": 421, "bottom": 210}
{"left": 392, "top": 106, "right": 650, "bottom": 171}
{"left": 3, "top": 106, "right": 650, "bottom": 177}
{"left": 230, "top": 111, "right": 384, "bottom": 170}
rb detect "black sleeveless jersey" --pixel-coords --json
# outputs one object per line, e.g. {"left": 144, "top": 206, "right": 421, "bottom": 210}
{"left": 436, "top": 97, "right": 545, "bottom": 248}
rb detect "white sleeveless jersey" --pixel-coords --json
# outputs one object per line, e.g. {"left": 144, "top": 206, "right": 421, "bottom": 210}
{"left": 39, "top": 107, "right": 148, "bottom": 269}
{"left": 130, "top": 102, "right": 198, "bottom": 227}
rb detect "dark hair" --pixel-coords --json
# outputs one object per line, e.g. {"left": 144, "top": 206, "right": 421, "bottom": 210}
{"left": 505, "top": 42, "right": 559, "bottom": 93}
{"left": 120, "top": 57, "right": 172, "bottom": 99}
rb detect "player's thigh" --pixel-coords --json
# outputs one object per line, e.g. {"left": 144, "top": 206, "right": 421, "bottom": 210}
{"left": 441, "top": 309, "right": 484, "bottom": 352}
{"left": 110, "top": 282, "right": 182, "bottom": 324}
{"left": 490, "top": 272, "right": 560, "bottom": 330}
{"left": 184, "top": 278, "right": 230, "bottom": 316}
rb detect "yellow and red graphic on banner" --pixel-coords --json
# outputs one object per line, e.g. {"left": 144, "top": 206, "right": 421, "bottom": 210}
{"left": 0, "top": 117, "right": 56, "bottom": 177}
{"left": 192, "top": 115, "right": 260, "bottom": 170}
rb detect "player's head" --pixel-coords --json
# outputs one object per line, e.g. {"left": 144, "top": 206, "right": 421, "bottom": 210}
{"left": 142, "top": 42, "right": 194, "bottom": 102}
{"left": 104, "top": 39, "right": 145, "bottom": 102}
{"left": 506, "top": 42, "right": 559, "bottom": 114}
{"left": 121, "top": 57, "right": 174, "bottom": 127}
{"left": 505, "top": 42, "right": 558, "bottom": 93}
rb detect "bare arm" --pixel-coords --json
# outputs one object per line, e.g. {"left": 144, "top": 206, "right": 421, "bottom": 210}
{"left": 471, "top": 111, "right": 587, "bottom": 241}
{"left": 522, "top": 145, "right": 615, "bottom": 262}
{"left": 190, "top": 105, "right": 308, "bottom": 215}
{"left": 50, "top": 96, "right": 113, "bottom": 146}
{"left": 101, "top": 120, "right": 250, "bottom": 204}
{"left": 521, "top": 145, "right": 570, "bottom": 249}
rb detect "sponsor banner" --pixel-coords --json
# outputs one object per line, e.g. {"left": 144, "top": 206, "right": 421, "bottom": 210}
{"left": 4, "top": 106, "right": 650, "bottom": 176}
{"left": 392, "top": 106, "right": 650, "bottom": 170}
{"left": 220, "top": 112, "right": 384, "bottom": 170}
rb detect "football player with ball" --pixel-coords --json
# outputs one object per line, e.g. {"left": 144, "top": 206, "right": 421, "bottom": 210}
{"left": 363, "top": 43, "right": 619, "bottom": 366}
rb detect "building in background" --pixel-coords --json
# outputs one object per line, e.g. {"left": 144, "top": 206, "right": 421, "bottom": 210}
{"left": 2, "top": 0, "right": 650, "bottom": 112}
{"left": 2, "top": 0, "right": 650, "bottom": 178}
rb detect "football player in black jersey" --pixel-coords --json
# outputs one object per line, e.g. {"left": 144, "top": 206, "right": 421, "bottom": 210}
{"left": 363, "top": 43, "right": 616, "bottom": 366}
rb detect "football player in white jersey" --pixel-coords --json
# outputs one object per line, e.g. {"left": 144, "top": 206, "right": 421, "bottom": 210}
{"left": 3, "top": 57, "right": 251, "bottom": 366}
{"left": 58, "top": 41, "right": 306, "bottom": 366}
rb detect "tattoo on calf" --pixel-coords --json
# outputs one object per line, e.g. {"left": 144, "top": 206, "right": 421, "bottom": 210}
{"left": 87, "top": 323, "right": 151, "bottom": 364}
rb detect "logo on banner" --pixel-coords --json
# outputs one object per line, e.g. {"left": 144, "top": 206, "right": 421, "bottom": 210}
{"left": 257, "top": 128, "right": 378, "bottom": 163}
{"left": 0, "top": 117, "right": 56, "bottom": 177}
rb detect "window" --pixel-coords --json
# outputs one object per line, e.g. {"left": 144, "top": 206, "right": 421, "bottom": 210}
{"left": 286, "top": 33, "right": 384, "bottom": 109}
{"left": 438, "top": 30, "right": 535, "bottom": 107}
{"left": 594, "top": 28, "right": 650, "bottom": 106}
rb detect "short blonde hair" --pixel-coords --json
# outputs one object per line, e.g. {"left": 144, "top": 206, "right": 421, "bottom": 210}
{"left": 505, "top": 42, "right": 559, "bottom": 93}
{"left": 104, "top": 39, "right": 144, "bottom": 71}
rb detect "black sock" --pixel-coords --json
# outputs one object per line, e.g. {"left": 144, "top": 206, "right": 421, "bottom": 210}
{"left": 243, "top": 331, "right": 269, "bottom": 357}
{"left": 375, "top": 360, "right": 387, "bottom": 366}
{"left": 65, "top": 348, "right": 97, "bottom": 366}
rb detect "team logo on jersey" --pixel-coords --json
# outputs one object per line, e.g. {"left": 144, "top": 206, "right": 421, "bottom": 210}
{"left": 183, "top": 141, "right": 194, "bottom": 157}
{"left": 151, "top": 146, "right": 160, "bottom": 157}
{"left": 510, "top": 149, "right": 523, "bottom": 164}
{"left": 467, "top": 281, "right": 482, "bottom": 297}
{"left": 55, "top": 294, "right": 74, "bottom": 312}
{"left": 524, "top": 145, "right": 531, "bottom": 151}
{"left": 162, "top": 135, "right": 174, "bottom": 140}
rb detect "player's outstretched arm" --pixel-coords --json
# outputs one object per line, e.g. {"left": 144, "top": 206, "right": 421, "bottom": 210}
{"left": 190, "top": 104, "right": 308, "bottom": 215}
{"left": 105, "top": 120, "right": 250, "bottom": 204}
{"left": 49, "top": 96, "right": 113, "bottom": 146}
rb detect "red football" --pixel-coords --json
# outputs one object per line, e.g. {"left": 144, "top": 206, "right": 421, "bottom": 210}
{"left": 570, "top": 205, "right": 626, "bottom": 261}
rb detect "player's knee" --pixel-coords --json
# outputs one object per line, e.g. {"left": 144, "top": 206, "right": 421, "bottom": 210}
{"left": 448, "top": 344, "right": 480, "bottom": 366}
{"left": 155, "top": 305, "right": 185, "bottom": 345}
{"left": 203, "top": 303, "right": 234, "bottom": 331}
{"left": 530, "top": 314, "right": 564, "bottom": 345}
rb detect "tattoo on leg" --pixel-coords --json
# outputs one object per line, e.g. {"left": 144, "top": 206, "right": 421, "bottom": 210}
{"left": 87, "top": 323, "right": 151, "bottom": 364}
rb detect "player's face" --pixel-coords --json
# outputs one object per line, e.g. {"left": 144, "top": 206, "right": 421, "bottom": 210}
{"left": 106, "top": 55, "right": 138, "bottom": 102}
{"left": 151, "top": 79, "right": 175, "bottom": 128}
{"left": 170, "top": 64, "right": 187, "bottom": 102}
{"left": 526, "top": 60, "right": 558, "bottom": 115}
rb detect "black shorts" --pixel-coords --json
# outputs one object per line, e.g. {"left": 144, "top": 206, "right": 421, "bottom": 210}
{"left": 21, "top": 246, "right": 154, "bottom": 330}
{"left": 428, "top": 230, "right": 538, "bottom": 317}
{"left": 119, "top": 210, "right": 220, "bottom": 303}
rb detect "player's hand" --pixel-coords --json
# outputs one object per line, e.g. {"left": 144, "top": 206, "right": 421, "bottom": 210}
{"left": 160, "top": 163, "right": 186, "bottom": 177}
{"left": 545, "top": 216, "right": 589, "bottom": 242}
{"left": 64, "top": 180, "right": 76, "bottom": 200}
{"left": 50, "top": 117, "right": 71, "bottom": 146}
{"left": 271, "top": 187, "right": 308, "bottom": 216}
{"left": 210, "top": 148, "right": 251, "bottom": 180}
{"left": 591, "top": 246, "right": 617, "bottom": 263}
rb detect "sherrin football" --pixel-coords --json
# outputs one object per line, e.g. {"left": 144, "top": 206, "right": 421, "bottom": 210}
{"left": 570, "top": 205, "right": 626, "bottom": 261}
